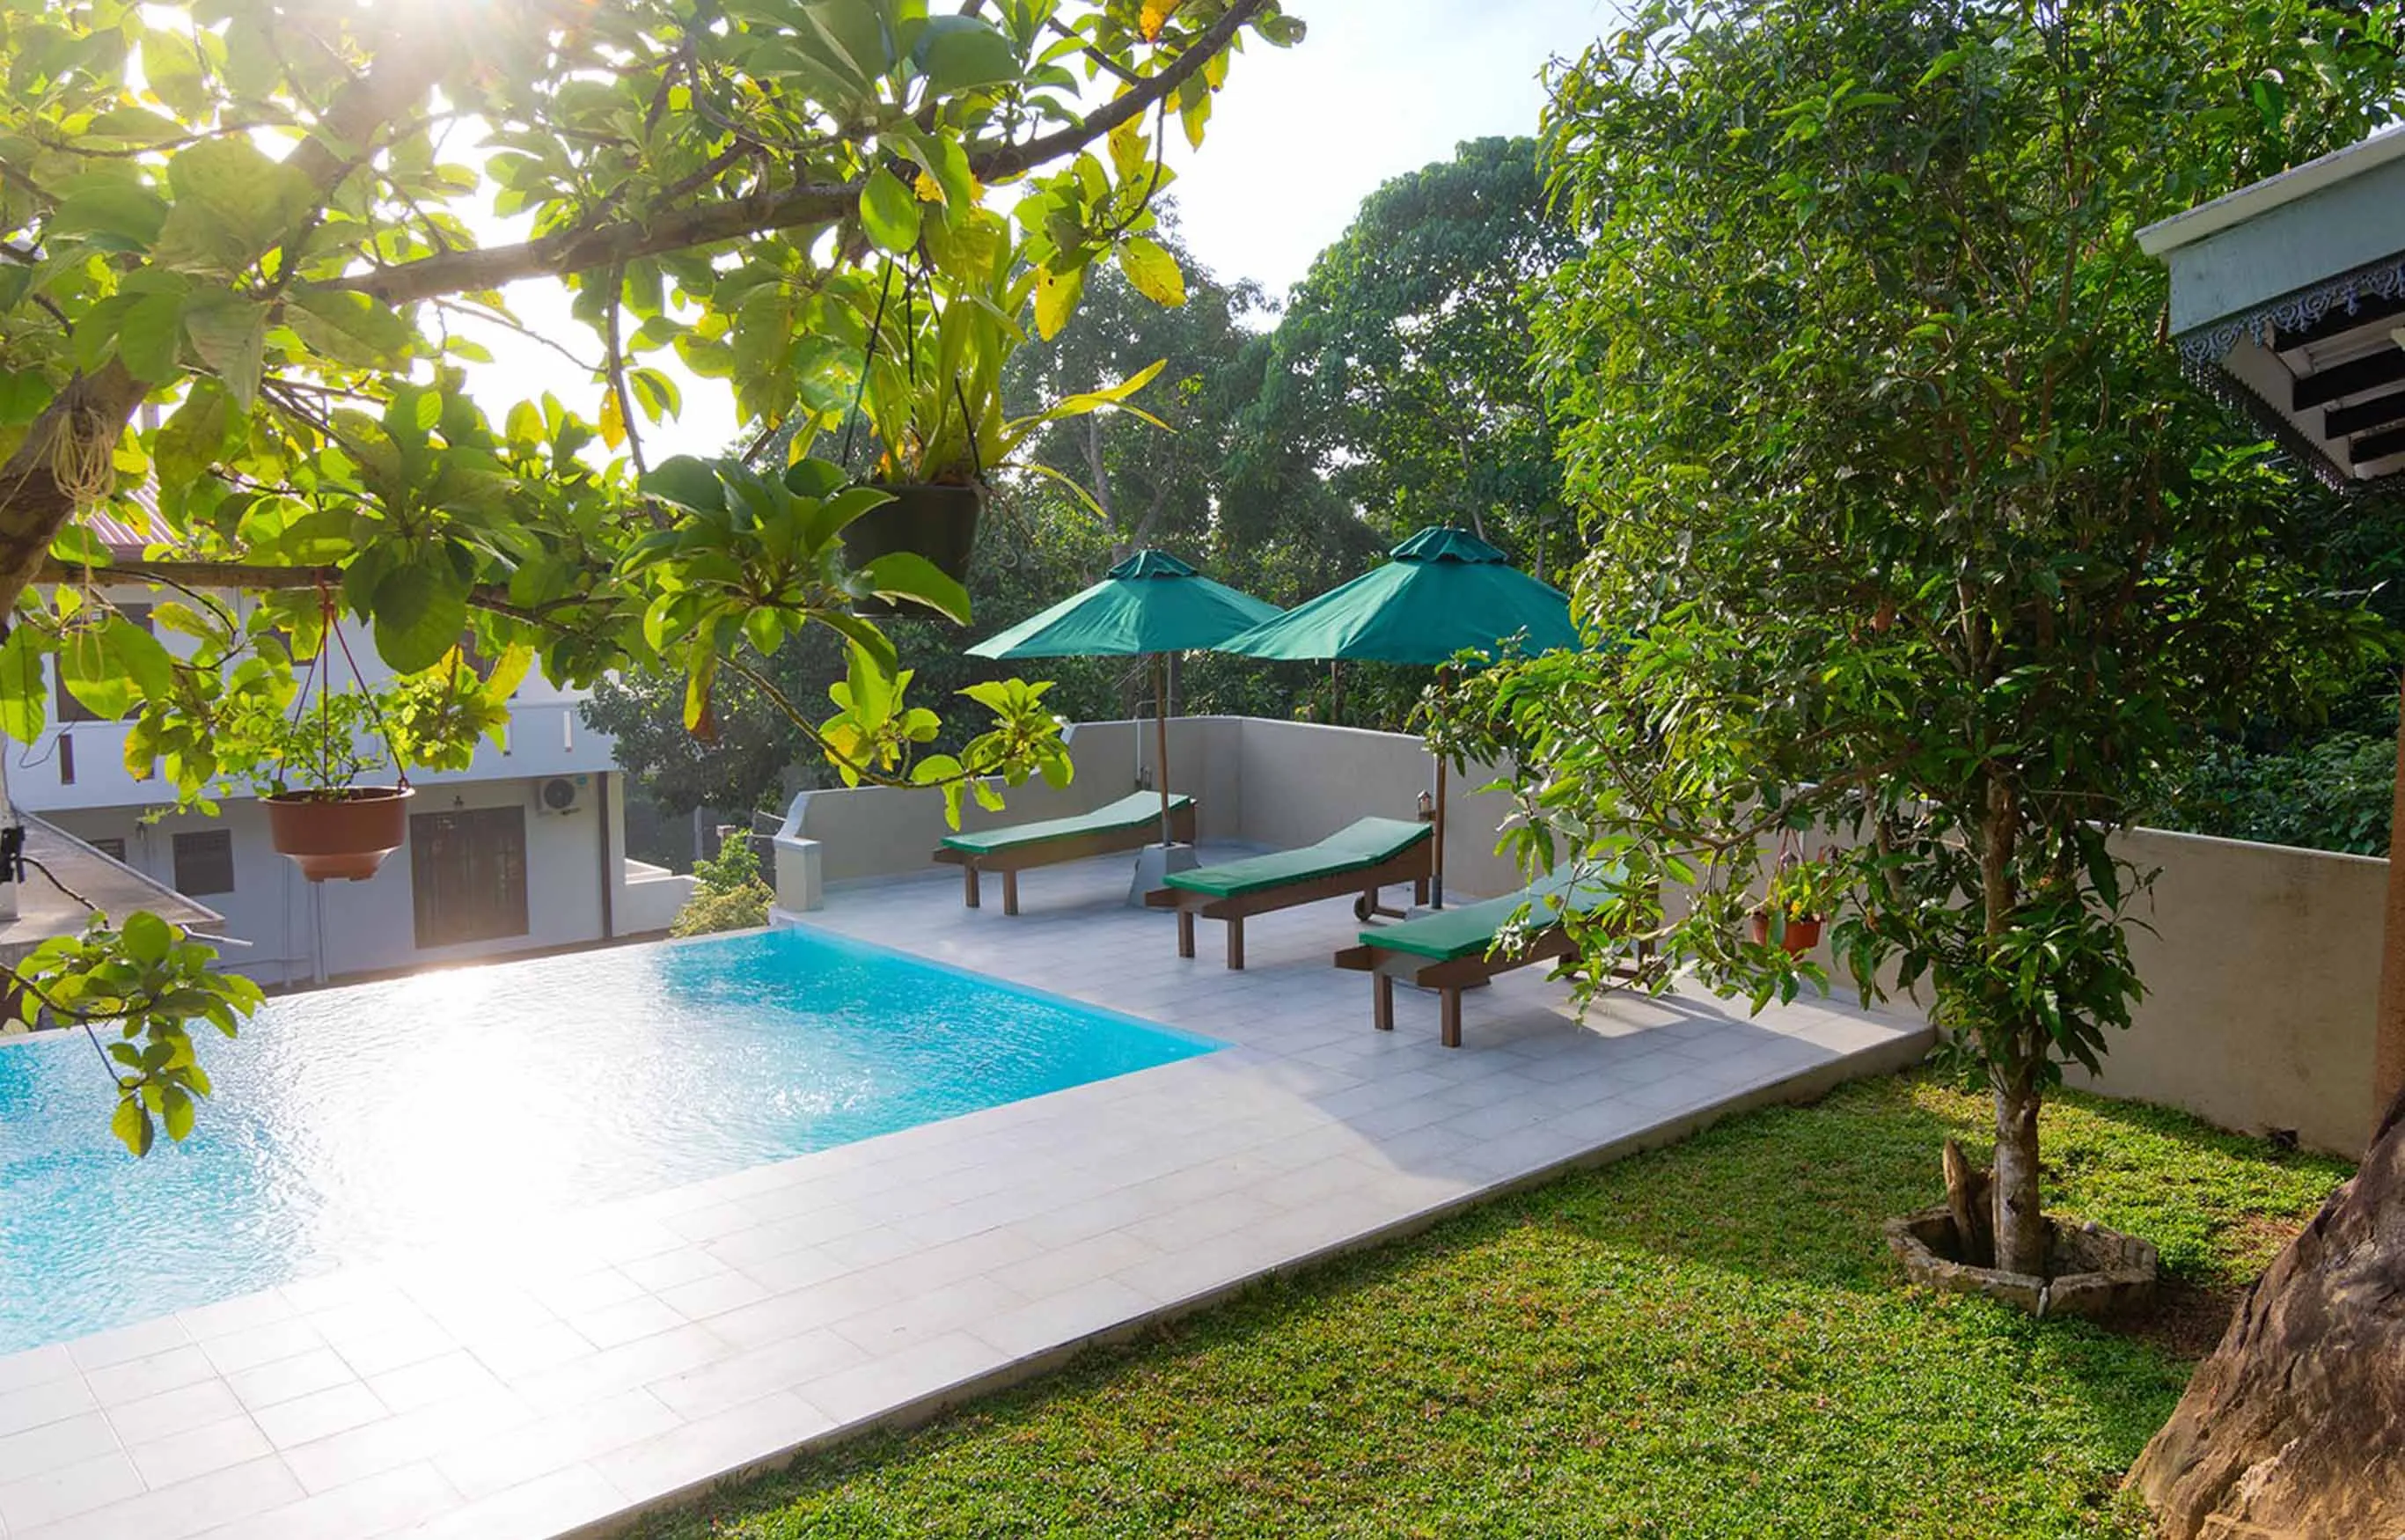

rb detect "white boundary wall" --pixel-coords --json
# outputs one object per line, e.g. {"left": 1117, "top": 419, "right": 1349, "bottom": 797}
{"left": 773, "top": 715, "right": 2384, "bottom": 1154}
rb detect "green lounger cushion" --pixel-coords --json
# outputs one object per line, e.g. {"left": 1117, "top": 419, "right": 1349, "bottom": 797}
{"left": 1363, "top": 869, "right": 1612, "bottom": 961}
{"left": 940, "top": 790, "right": 1192, "bottom": 855}
{"left": 1163, "top": 817, "right": 1432, "bottom": 898}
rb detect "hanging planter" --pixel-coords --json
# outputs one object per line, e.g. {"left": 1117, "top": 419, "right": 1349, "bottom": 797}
{"left": 1748, "top": 906, "right": 1822, "bottom": 956}
{"left": 257, "top": 590, "right": 416, "bottom": 884}
{"left": 265, "top": 787, "right": 414, "bottom": 883}
{"left": 842, "top": 480, "right": 986, "bottom": 618}
{"left": 1749, "top": 827, "right": 1823, "bottom": 956}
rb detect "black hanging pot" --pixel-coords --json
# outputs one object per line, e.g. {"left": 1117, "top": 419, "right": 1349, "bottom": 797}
{"left": 843, "top": 480, "right": 986, "bottom": 619}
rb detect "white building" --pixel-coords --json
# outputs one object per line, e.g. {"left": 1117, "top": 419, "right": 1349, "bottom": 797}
{"left": 13, "top": 520, "right": 693, "bottom": 985}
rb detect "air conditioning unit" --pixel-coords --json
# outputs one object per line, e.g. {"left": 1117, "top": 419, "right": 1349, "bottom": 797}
{"left": 537, "top": 774, "right": 589, "bottom": 815}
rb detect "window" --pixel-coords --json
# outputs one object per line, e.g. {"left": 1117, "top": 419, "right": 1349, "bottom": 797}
{"left": 55, "top": 605, "right": 152, "bottom": 723}
{"left": 410, "top": 807, "right": 529, "bottom": 949}
{"left": 90, "top": 837, "right": 126, "bottom": 863}
{"left": 172, "top": 830, "right": 235, "bottom": 896}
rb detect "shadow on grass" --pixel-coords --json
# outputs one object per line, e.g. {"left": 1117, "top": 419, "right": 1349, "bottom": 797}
{"left": 631, "top": 1073, "right": 2337, "bottom": 1540}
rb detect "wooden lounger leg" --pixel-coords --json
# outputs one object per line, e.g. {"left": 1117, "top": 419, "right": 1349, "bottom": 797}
{"left": 1440, "top": 987, "right": 1463, "bottom": 1049}
{"left": 1177, "top": 910, "right": 1196, "bottom": 959}
{"left": 1373, "top": 973, "right": 1394, "bottom": 1032}
{"left": 1414, "top": 875, "right": 1428, "bottom": 906}
{"left": 1227, "top": 916, "right": 1244, "bottom": 971}
{"left": 963, "top": 863, "right": 980, "bottom": 909}
{"left": 1001, "top": 869, "right": 1020, "bottom": 917}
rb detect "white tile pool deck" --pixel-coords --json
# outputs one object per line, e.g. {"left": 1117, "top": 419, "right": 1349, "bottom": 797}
{"left": 0, "top": 850, "right": 1930, "bottom": 1539}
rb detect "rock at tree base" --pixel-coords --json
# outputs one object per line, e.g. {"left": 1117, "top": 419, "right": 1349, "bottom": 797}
{"left": 2130, "top": 1089, "right": 2405, "bottom": 1538}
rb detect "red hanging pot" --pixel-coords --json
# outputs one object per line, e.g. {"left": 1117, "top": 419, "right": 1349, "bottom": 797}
{"left": 265, "top": 786, "right": 414, "bottom": 883}
{"left": 1749, "top": 909, "right": 1822, "bottom": 957}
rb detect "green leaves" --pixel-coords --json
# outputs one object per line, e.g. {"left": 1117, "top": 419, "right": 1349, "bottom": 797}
{"left": 21, "top": 913, "right": 264, "bottom": 1157}
{"left": 286, "top": 290, "right": 414, "bottom": 370}
{"left": 48, "top": 178, "right": 170, "bottom": 250}
{"left": 858, "top": 553, "right": 971, "bottom": 624}
{"left": 370, "top": 556, "right": 473, "bottom": 674}
{"left": 0, "top": 626, "right": 47, "bottom": 744}
{"left": 152, "top": 137, "right": 317, "bottom": 275}
{"left": 913, "top": 15, "right": 1020, "bottom": 92}
{"left": 181, "top": 290, "right": 268, "bottom": 407}
{"left": 860, "top": 167, "right": 923, "bottom": 256}
{"left": 141, "top": 26, "right": 206, "bottom": 116}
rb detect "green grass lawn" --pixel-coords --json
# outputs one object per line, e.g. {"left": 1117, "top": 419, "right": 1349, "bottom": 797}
{"left": 638, "top": 1074, "right": 2350, "bottom": 1539}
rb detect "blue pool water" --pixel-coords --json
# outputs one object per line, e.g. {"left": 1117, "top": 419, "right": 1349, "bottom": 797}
{"left": 0, "top": 926, "right": 1216, "bottom": 1356}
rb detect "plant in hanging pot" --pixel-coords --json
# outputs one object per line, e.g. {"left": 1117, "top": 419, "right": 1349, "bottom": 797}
{"left": 241, "top": 689, "right": 414, "bottom": 884}
{"left": 1747, "top": 837, "right": 1826, "bottom": 957}
{"left": 1747, "top": 894, "right": 1823, "bottom": 956}
{"left": 822, "top": 209, "right": 1168, "bottom": 613}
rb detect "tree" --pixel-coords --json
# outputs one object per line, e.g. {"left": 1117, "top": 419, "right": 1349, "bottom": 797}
{"left": 1441, "top": 0, "right": 2405, "bottom": 1279}
{"left": 0, "top": 0, "right": 1302, "bottom": 1152}
{"left": 1008, "top": 215, "right": 1267, "bottom": 551}
{"left": 584, "top": 481, "right": 1126, "bottom": 817}
{"left": 1257, "top": 136, "right": 1577, "bottom": 567}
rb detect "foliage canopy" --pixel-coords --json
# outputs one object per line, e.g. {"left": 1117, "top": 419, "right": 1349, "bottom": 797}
{"left": 0, "top": 0, "right": 1301, "bottom": 1149}
{"left": 1439, "top": 0, "right": 2405, "bottom": 1274}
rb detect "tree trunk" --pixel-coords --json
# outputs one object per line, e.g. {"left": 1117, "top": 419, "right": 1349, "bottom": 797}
{"left": 2130, "top": 1083, "right": 2405, "bottom": 1537}
{"left": 1991, "top": 1066, "right": 2048, "bottom": 1276}
{"left": 1975, "top": 769, "right": 2048, "bottom": 1276}
{"left": 0, "top": 363, "right": 150, "bottom": 618}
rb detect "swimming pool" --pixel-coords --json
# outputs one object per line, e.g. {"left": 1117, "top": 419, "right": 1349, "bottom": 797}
{"left": 0, "top": 926, "right": 1217, "bottom": 1356}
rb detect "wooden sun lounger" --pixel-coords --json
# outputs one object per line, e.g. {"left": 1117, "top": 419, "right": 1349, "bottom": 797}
{"left": 932, "top": 790, "right": 1197, "bottom": 915}
{"left": 1333, "top": 873, "right": 1643, "bottom": 1047}
{"left": 1141, "top": 817, "right": 1434, "bottom": 969}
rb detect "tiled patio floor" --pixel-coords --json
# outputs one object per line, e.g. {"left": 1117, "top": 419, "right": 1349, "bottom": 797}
{"left": 0, "top": 850, "right": 1929, "bottom": 1539}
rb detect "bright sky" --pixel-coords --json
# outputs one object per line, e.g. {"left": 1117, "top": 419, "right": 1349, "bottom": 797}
{"left": 456, "top": 0, "right": 1622, "bottom": 460}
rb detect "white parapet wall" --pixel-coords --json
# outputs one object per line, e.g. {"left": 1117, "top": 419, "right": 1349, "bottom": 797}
{"left": 2070, "top": 827, "right": 2385, "bottom": 1154}
{"left": 616, "top": 859, "right": 700, "bottom": 934}
{"left": 766, "top": 715, "right": 2386, "bottom": 1154}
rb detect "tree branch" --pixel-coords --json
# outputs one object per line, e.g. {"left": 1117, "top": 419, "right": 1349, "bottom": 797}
{"left": 326, "top": 0, "right": 1265, "bottom": 308}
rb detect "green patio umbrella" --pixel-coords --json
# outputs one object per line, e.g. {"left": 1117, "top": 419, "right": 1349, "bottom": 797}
{"left": 1215, "top": 525, "right": 1580, "bottom": 906}
{"left": 969, "top": 548, "right": 1281, "bottom": 853}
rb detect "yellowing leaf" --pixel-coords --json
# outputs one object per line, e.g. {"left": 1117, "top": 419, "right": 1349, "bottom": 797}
{"left": 1034, "top": 264, "right": 1085, "bottom": 340}
{"left": 1140, "top": 0, "right": 1184, "bottom": 41}
{"left": 1116, "top": 237, "right": 1186, "bottom": 308}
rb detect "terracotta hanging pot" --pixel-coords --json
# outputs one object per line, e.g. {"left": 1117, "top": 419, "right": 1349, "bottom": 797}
{"left": 1749, "top": 909, "right": 1822, "bottom": 956}
{"left": 265, "top": 786, "right": 414, "bottom": 882}
{"left": 844, "top": 480, "right": 986, "bottom": 618}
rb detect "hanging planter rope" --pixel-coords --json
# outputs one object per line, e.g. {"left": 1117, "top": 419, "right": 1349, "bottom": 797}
{"left": 1749, "top": 825, "right": 1823, "bottom": 956}
{"left": 837, "top": 257, "right": 986, "bottom": 618}
{"left": 261, "top": 588, "right": 415, "bottom": 884}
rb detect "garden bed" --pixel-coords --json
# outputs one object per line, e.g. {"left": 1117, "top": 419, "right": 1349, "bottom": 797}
{"left": 638, "top": 1074, "right": 2347, "bottom": 1539}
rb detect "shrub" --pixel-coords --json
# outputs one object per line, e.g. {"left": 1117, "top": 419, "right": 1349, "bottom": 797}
{"left": 671, "top": 833, "right": 774, "bottom": 935}
{"left": 670, "top": 879, "right": 773, "bottom": 937}
{"left": 2154, "top": 733, "right": 2394, "bottom": 856}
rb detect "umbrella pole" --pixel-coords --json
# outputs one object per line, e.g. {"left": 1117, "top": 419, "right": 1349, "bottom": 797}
{"left": 1154, "top": 652, "right": 1173, "bottom": 847}
{"left": 1433, "top": 754, "right": 1448, "bottom": 909}
{"left": 1432, "top": 662, "right": 1453, "bottom": 909}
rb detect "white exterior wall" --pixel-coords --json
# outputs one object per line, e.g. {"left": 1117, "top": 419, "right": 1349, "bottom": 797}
{"left": 11, "top": 583, "right": 697, "bottom": 984}
{"left": 35, "top": 772, "right": 691, "bottom": 987}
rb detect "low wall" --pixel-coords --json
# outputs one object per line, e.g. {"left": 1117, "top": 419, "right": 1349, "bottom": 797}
{"left": 769, "top": 716, "right": 2385, "bottom": 1153}
{"left": 2069, "top": 828, "right": 2383, "bottom": 1154}
{"left": 616, "top": 861, "right": 697, "bottom": 935}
